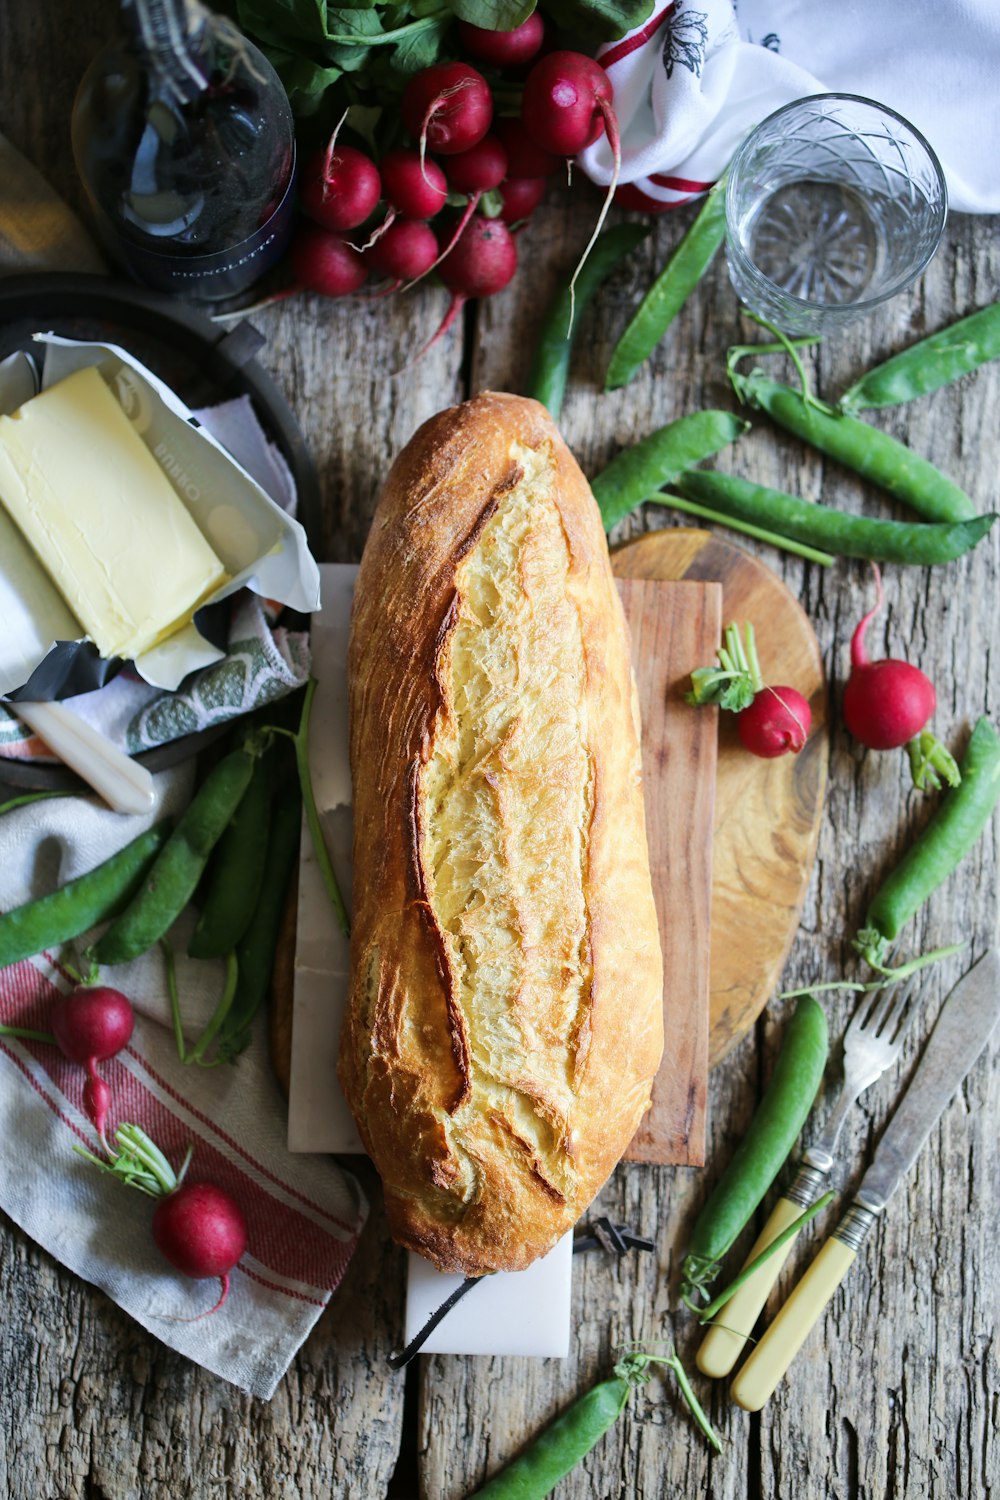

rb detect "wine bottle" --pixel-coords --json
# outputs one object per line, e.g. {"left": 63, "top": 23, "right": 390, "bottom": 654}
{"left": 71, "top": 0, "right": 296, "bottom": 302}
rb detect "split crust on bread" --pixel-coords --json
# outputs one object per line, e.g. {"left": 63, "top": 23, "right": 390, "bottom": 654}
{"left": 340, "top": 393, "right": 663, "bottom": 1274}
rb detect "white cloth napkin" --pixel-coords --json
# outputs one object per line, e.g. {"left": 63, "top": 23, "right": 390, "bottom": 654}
{"left": 580, "top": 0, "right": 1000, "bottom": 213}
{"left": 0, "top": 776, "right": 367, "bottom": 1398}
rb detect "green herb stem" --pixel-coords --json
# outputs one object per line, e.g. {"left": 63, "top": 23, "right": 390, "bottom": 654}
{"left": 187, "top": 951, "right": 239, "bottom": 1066}
{"left": 697, "top": 1192, "right": 835, "bottom": 1323}
{"left": 269, "top": 679, "right": 350, "bottom": 939}
{"left": 0, "top": 1022, "right": 57, "bottom": 1044}
{"left": 645, "top": 490, "right": 836, "bottom": 566}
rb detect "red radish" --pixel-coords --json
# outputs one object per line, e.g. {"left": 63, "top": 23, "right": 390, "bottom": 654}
{"left": 152, "top": 1180, "right": 248, "bottom": 1318}
{"left": 687, "top": 622, "right": 811, "bottom": 759}
{"left": 299, "top": 142, "right": 381, "bottom": 233}
{"left": 397, "top": 136, "right": 510, "bottom": 295}
{"left": 521, "top": 50, "right": 616, "bottom": 155}
{"left": 843, "top": 564, "right": 936, "bottom": 751}
{"left": 458, "top": 13, "right": 545, "bottom": 68}
{"left": 499, "top": 176, "right": 546, "bottom": 223}
{"left": 493, "top": 118, "right": 562, "bottom": 178}
{"left": 737, "top": 686, "right": 812, "bottom": 758}
{"left": 418, "top": 215, "right": 518, "bottom": 356}
{"left": 51, "top": 984, "right": 134, "bottom": 1146}
{"left": 290, "top": 226, "right": 368, "bottom": 297}
{"left": 365, "top": 218, "right": 439, "bottom": 281}
{"left": 401, "top": 63, "right": 494, "bottom": 161}
{"left": 521, "top": 51, "right": 621, "bottom": 319}
{"left": 81, "top": 1123, "right": 247, "bottom": 1319}
{"left": 445, "top": 135, "right": 508, "bottom": 196}
{"left": 379, "top": 149, "right": 448, "bottom": 219}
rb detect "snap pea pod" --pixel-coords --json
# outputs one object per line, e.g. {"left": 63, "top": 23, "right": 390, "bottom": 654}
{"left": 0, "top": 821, "right": 170, "bottom": 968}
{"left": 605, "top": 173, "right": 728, "bottom": 391}
{"left": 732, "top": 368, "right": 977, "bottom": 524}
{"left": 668, "top": 470, "right": 996, "bottom": 565}
{"left": 681, "top": 994, "right": 828, "bottom": 1303}
{"left": 592, "top": 410, "right": 749, "bottom": 532}
{"left": 468, "top": 1352, "right": 719, "bottom": 1497}
{"left": 526, "top": 224, "right": 650, "bottom": 420}
{"left": 188, "top": 751, "right": 272, "bottom": 960}
{"left": 215, "top": 774, "right": 302, "bottom": 1062}
{"left": 91, "top": 741, "right": 264, "bottom": 965}
{"left": 839, "top": 302, "right": 1000, "bottom": 414}
{"left": 856, "top": 717, "right": 1000, "bottom": 970}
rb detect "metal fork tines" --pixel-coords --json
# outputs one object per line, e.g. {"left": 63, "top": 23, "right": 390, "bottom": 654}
{"left": 791, "top": 984, "right": 917, "bottom": 1197}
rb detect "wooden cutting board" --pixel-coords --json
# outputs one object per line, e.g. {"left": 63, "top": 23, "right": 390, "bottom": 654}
{"left": 612, "top": 529, "right": 828, "bottom": 1069}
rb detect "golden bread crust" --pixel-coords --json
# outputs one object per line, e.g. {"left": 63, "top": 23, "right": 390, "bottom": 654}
{"left": 340, "top": 392, "right": 663, "bottom": 1274}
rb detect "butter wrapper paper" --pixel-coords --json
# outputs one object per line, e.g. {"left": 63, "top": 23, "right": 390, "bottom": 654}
{"left": 0, "top": 336, "right": 321, "bottom": 696}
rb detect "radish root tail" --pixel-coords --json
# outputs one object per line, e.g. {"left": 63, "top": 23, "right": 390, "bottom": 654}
{"left": 566, "top": 97, "right": 621, "bottom": 334}
{"left": 321, "top": 108, "right": 350, "bottom": 202}
{"left": 398, "top": 193, "right": 480, "bottom": 294}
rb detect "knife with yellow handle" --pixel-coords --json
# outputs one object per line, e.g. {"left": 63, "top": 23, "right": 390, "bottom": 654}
{"left": 731, "top": 949, "right": 1000, "bottom": 1412}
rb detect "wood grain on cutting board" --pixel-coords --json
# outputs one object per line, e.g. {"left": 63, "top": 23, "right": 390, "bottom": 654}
{"left": 618, "top": 578, "right": 719, "bottom": 1167}
{"left": 613, "top": 529, "right": 828, "bottom": 1070}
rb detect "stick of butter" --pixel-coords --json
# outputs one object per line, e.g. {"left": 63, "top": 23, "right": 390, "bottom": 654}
{"left": 0, "top": 366, "right": 228, "bottom": 661}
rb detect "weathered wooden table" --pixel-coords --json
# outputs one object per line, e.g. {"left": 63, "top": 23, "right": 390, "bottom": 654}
{"left": 3, "top": 5, "right": 998, "bottom": 1495}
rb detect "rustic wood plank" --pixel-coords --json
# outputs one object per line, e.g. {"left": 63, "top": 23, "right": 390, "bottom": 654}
{"left": 419, "top": 198, "right": 1000, "bottom": 1500}
{"left": 617, "top": 577, "right": 719, "bottom": 1166}
{"left": 2, "top": 4, "right": 999, "bottom": 1493}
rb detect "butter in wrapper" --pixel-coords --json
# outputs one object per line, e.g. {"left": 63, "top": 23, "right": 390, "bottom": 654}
{"left": 0, "top": 367, "right": 229, "bottom": 660}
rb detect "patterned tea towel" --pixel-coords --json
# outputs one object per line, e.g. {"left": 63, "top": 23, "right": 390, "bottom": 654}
{"left": 580, "top": 0, "right": 1000, "bottom": 212}
{"left": 0, "top": 777, "right": 367, "bottom": 1398}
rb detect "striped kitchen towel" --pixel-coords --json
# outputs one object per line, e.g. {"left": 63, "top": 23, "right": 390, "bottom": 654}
{"left": 581, "top": 0, "right": 1000, "bottom": 213}
{"left": 0, "top": 769, "right": 366, "bottom": 1399}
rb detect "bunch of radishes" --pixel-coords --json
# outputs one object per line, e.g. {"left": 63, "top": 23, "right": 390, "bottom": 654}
{"left": 289, "top": 23, "right": 620, "bottom": 341}
{"left": 3, "top": 979, "right": 247, "bottom": 1317}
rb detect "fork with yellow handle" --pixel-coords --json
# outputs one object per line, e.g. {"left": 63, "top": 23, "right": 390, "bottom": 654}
{"left": 697, "top": 983, "right": 915, "bottom": 1379}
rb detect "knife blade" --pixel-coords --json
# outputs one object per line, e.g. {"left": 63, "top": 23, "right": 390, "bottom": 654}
{"left": 731, "top": 949, "right": 1000, "bottom": 1411}
{"left": 855, "top": 948, "right": 1000, "bottom": 1212}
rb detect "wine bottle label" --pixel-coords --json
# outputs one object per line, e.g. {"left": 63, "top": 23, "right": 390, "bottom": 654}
{"left": 105, "top": 156, "right": 297, "bottom": 302}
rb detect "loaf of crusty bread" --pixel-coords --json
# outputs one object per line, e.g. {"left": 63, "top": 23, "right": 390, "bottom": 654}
{"left": 339, "top": 392, "right": 663, "bottom": 1275}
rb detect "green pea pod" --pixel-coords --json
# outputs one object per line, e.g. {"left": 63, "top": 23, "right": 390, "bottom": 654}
{"left": 188, "top": 751, "right": 273, "bottom": 960}
{"left": 592, "top": 410, "right": 749, "bottom": 532}
{"left": 215, "top": 774, "right": 302, "bottom": 1062}
{"left": 0, "top": 821, "right": 171, "bottom": 968}
{"left": 526, "top": 224, "right": 651, "bottom": 420}
{"left": 92, "top": 744, "right": 262, "bottom": 965}
{"left": 605, "top": 173, "right": 728, "bottom": 392}
{"left": 468, "top": 1375, "right": 632, "bottom": 1498}
{"left": 733, "top": 369, "right": 977, "bottom": 524}
{"left": 681, "top": 994, "right": 828, "bottom": 1302}
{"left": 857, "top": 717, "right": 1000, "bottom": 968}
{"left": 669, "top": 470, "right": 996, "bottom": 565}
{"left": 839, "top": 302, "right": 1000, "bottom": 414}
